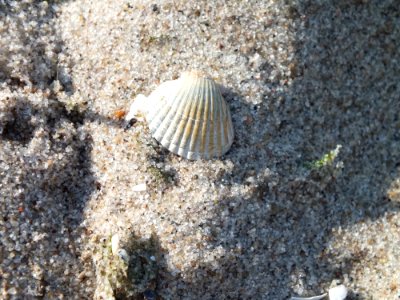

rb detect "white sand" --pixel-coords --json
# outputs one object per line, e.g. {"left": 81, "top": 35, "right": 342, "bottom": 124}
{"left": 1, "top": 0, "right": 399, "bottom": 299}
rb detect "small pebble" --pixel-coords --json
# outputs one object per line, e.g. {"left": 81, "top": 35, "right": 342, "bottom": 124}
{"left": 132, "top": 183, "right": 147, "bottom": 192}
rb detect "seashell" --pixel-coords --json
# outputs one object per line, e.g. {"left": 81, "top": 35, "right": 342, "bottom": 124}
{"left": 117, "top": 249, "right": 130, "bottom": 264}
{"left": 143, "top": 71, "right": 234, "bottom": 160}
{"left": 328, "top": 285, "right": 347, "bottom": 300}
{"left": 111, "top": 234, "right": 120, "bottom": 256}
{"left": 131, "top": 183, "right": 147, "bottom": 192}
{"left": 290, "top": 285, "right": 348, "bottom": 300}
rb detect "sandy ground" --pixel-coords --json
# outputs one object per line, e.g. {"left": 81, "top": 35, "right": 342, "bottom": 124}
{"left": 1, "top": 0, "right": 400, "bottom": 299}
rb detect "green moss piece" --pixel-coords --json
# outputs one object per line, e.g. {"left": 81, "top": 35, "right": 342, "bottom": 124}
{"left": 305, "top": 144, "right": 342, "bottom": 170}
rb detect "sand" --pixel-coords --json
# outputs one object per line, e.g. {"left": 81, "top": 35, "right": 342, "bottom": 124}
{"left": 1, "top": 0, "right": 399, "bottom": 299}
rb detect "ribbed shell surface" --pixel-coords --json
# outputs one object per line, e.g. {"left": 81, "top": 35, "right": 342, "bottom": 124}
{"left": 146, "top": 72, "right": 234, "bottom": 160}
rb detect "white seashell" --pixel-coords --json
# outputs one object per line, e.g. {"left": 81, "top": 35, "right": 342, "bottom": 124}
{"left": 143, "top": 70, "right": 234, "bottom": 160}
{"left": 117, "top": 249, "right": 130, "bottom": 263}
{"left": 131, "top": 183, "right": 147, "bottom": 192}
{"left": 328, "top": 285, "right": 347, "bottom": 300}
{"left": 125, "top": 94, "right": 147, "bottom": 122}
{"left": 111, "top": 234, "right": 120, "bottom": 256}
{"left": 290, "top": 285, "right": 348, "bottom": 300}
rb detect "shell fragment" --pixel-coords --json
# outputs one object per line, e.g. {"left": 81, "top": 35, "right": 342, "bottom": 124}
{"left": 290, "top": 285, "right": 348, "bottom": 300}
{"left": 131, "top": 183, "right": 147, "bottom": 192}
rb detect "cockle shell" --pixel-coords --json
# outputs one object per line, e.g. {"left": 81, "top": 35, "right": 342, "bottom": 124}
{"left": 143, "top": 71, "right": 234, "bottom": 160}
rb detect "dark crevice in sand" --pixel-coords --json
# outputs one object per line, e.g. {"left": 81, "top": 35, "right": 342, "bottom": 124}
{"left": 1, "top": 99, "right": 36, "bottom": 144}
